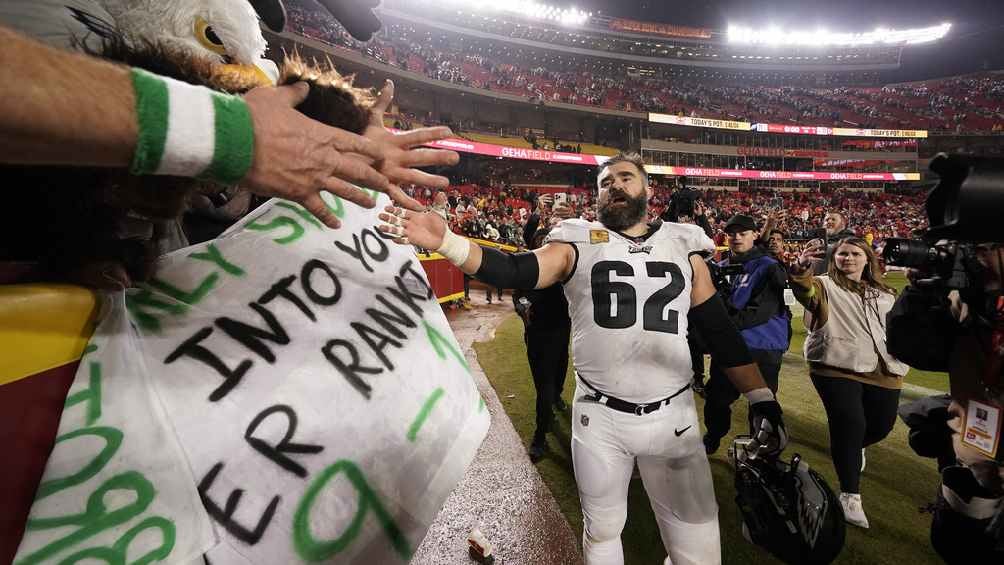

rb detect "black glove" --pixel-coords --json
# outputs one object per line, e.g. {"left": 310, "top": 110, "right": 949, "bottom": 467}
{"left": 748, "top": 399, "right": 788, "bottom": 459}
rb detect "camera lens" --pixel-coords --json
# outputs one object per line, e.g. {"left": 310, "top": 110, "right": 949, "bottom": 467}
{"left": 882, "top": 238, "right": 936, "bottom": 269}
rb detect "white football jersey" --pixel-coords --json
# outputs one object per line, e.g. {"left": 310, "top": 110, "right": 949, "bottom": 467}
{"left": 547, "top": 219, "right": 715, "bottom": 403}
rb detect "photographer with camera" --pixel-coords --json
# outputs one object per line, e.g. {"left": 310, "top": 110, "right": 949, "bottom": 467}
{"left": 789, "top": 236, "right": 909, "bottom": 529}
{"left": 661, "top": 176, "right": 713, "bottom": 237}
{"left": 702, "top": 214, "right": 791, "bottom": 454}
{"left": 885, "top": 154, "right": 1004, "bottom": 561}
{"left": 661, "top": 178, "right": 715, "bottom": 394}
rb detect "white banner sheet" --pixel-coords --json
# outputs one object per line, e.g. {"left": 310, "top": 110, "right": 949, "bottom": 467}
{"left": 16, "top": 193, "right": 490, "bottom": 564}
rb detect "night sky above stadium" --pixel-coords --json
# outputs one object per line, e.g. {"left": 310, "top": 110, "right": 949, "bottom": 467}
{"left": 579, "top": 0, "right": 1004, "bottom": 79}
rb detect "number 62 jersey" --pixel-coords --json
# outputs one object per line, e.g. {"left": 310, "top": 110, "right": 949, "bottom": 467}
{"left": 546, "top": 219, "right": 716, "bottom": 403}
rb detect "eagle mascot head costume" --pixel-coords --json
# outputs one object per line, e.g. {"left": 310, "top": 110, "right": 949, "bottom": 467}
{"left": 0, "top": 0, "right": 384, "bottom": 288}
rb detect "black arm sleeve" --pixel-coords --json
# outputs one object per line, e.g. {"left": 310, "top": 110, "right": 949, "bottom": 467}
{"left": 475, "top": 246, "right": 540, "bottom": 290}
{"left": 523, "top": 213, "right": 541, "bottom": 247}
{"left": 689, "top": 294, "right": 754, "bottom": 368}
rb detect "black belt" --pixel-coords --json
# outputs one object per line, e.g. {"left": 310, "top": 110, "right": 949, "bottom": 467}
{"left": 579, "top": 377, "right": 692, "bottom": 416}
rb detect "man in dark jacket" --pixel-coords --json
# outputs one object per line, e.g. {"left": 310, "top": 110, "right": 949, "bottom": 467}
{"left": 813, "top": 211, "right": 856, "bottom": 274}
{"left": 703, "top": 214, "right": 791, "bottom": 454}
{"left": 514, "top": 200, "right": 572, "bottom": 461}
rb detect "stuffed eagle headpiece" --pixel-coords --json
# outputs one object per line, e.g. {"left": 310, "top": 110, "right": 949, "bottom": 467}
{"left": 99, "top": 0, "right": 282, "bottom": 85}
{"left": 0, "top": 0, "right": 383, "bottom": 287}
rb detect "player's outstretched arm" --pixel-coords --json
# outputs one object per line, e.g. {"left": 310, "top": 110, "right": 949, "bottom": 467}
{"left": 378, "top": 205, "right": 573, "bottom": 289}
{"left": 689, "top": 255, "right": 788, "bottom": 457}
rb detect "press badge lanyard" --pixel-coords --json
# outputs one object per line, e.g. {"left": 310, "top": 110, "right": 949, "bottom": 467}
{"left": 961, "top": 295, "right": 1004, "bottom": 460}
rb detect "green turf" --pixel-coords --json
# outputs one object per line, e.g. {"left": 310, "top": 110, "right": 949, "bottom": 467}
{"left": 474, "top": 273, "right": 947, "bottom": 564}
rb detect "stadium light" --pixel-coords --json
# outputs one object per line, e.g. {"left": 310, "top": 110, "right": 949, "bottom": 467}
{"left": 727, "top": 22, "right": 951, "bottom": 46}
{"left": 426, "top": 0, "right": 592, "bottom": 26}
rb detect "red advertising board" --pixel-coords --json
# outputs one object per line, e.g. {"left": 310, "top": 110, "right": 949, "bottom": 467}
{"left": 645, "top": 165, "right": 920, "bottom": 181}
{"left": 402, "top": 132, "right": 609, "bottom": 166}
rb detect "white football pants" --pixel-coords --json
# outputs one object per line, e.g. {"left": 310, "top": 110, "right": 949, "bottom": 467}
{"left": 571, "top": 378, "right": 721, "bottom": 565}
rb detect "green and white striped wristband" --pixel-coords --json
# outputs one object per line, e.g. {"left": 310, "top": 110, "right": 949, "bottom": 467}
{"left": 129, "top": 68, "right": 254, "bottom": 185}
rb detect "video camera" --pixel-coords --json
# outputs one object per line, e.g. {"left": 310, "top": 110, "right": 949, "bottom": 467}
{"left": 664, "top": 176, "right": 701, "bottom": 222}
{"left": 707, "top": 260, "right": 744, "bottom": 291}
{"left": 882, "top": 154, "right": 1004, "bottom": 290}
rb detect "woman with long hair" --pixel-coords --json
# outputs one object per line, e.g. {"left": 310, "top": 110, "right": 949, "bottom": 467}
{"left": 789, "top": 237, "right": 910, "bottom": 529}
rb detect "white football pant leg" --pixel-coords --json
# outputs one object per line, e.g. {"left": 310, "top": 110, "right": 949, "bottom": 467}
{"left": 572, "top": 396, "right": 635, "bottom": 565}
{"left": 637, "top": 448, "right": 721, "bottom": 564}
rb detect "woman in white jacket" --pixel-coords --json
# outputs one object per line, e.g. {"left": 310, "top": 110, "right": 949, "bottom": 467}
{"left": 789, "top": 236, "right": 910, "bottom": 529}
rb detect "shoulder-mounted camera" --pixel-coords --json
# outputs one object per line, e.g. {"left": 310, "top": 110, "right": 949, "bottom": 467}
{"left": 883, "top": 154, "right": 1004, "bottom": 290}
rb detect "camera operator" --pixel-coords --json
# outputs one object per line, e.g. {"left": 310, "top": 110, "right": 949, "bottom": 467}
{"left": 661, "top": 177, "right": 713, "bottom": 238}
{"left": 702, "top": 215, "right": 791, "bottom": 454}
{"left": 790, "top": 236, "right": 909, "bottom": 529}
{"left": 889, "top": 246, "right": 1004, "bottom": 561}
{"left": 661, "top": 178, "right": 714, "bottom": 393}
{"left": 883, "top": 154, "right": 1004, "bottom": 562}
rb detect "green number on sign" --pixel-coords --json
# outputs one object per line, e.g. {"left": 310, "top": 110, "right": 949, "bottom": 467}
{"left": 19, "top": 472, "right": 155, "bottom": 565}
{"left": 55, "top": 516, "right": 176, "bottom": 565}
{"left": 35, "top": 426, "right": 122, "bottom": 500}
{"left": 293, "top": 460, "right": 411, "bottom": 562}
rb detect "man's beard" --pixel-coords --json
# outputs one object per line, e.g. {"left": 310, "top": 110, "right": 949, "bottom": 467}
{"left": 598, "top": 191, "right": 647, "bottom": 231}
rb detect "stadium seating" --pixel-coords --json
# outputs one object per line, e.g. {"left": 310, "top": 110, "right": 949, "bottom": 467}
{"left": 285, "top": 0, "right": 1004, "bottom": 134}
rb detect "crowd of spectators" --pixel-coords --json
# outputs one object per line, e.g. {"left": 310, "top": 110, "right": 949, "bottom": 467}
{"left": 643, "top": 151, "right": 918, "bottom": 174}
{"left": 692, "top": 187, "right": 927, "bottom": 246}
{"left": 285, "top": 0, "right": 1004, "bottom": 134}
{"left": 398, "top": 179, "right": 926, "bottom": 259}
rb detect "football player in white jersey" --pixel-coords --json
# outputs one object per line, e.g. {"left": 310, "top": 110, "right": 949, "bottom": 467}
{"left": 379, "top": 152, "right": 787, "bottom": 565}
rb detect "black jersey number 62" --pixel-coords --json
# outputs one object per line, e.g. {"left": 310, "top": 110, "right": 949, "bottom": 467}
{"left": 590, "top": 260, "right": 686, "bottom": 334}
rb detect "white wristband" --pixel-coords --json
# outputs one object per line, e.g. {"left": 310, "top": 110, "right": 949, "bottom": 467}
{"left": 437, "top": 228, "right": 471, "bottom": 266}
{"left": 744, "top": 387, "right": 775, "bottom": 404}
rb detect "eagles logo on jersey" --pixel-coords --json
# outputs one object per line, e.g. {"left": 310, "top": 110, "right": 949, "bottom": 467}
{"left": 546, "top": 219, "right": 714, "bottom": 403}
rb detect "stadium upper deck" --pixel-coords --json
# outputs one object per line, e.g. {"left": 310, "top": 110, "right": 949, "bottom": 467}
{"left": 381, "top": 0, "right": 941, "bottom": 74}
{"left": 283, "top": 0, "right": 1004, "bottom": 134}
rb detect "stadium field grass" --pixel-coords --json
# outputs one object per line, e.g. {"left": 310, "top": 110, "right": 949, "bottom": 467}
{"left": 473, "top": 272, "right": 946, "bottom": 564}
